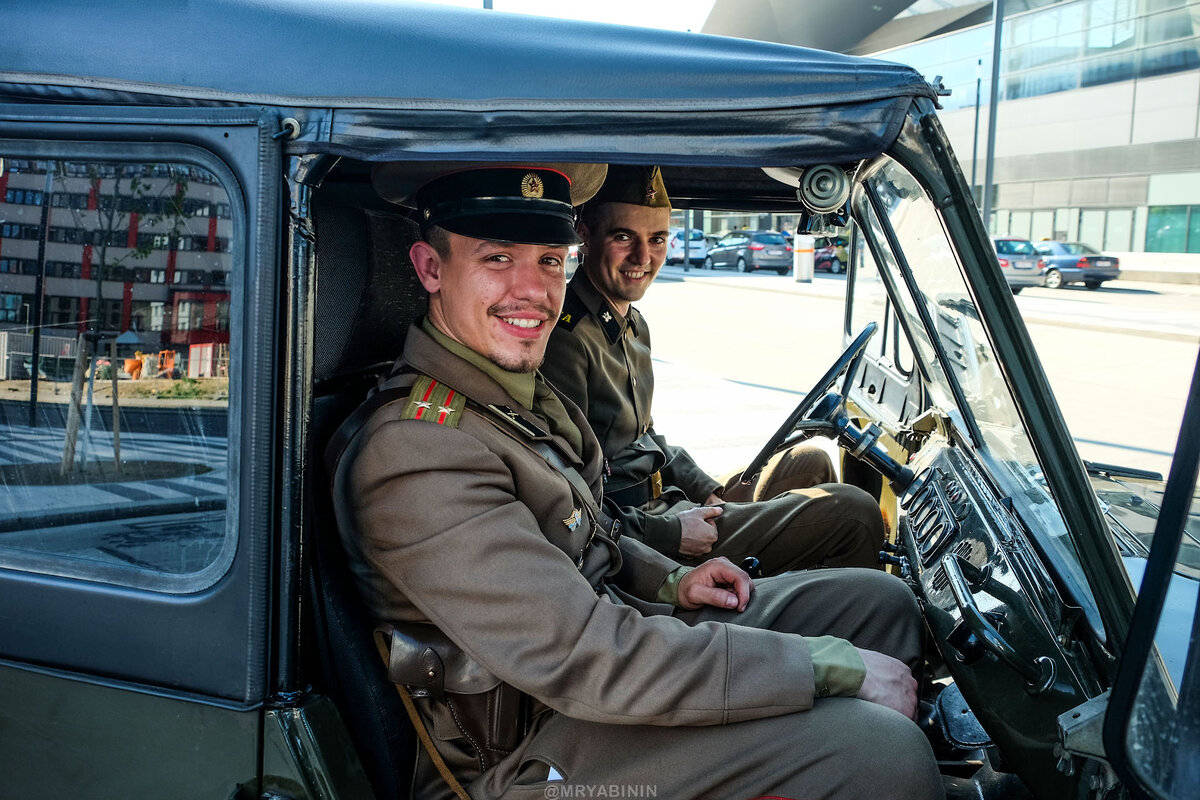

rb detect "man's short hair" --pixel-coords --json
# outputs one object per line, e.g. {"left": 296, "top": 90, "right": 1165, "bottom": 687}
{"left": 423, "top": 224, "right": 452, "bottom": 258}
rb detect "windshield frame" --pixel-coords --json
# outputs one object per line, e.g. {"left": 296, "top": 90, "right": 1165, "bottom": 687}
{"left": 868, "top": 100, "right": 1136, "bottom": 656}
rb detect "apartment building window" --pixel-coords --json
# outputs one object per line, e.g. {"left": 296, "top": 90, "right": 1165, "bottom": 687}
{"left": 0, "top": 293, "right": 22, "bottom": 323}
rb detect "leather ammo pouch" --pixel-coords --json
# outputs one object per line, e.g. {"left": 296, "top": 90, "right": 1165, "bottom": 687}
{"left": 375, "top": 622, "right": 531, "bottom": 771}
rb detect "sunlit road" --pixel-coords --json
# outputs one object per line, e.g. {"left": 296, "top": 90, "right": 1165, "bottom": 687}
{"left": 633, "top": 266, "right": 1200, "bottom": 480}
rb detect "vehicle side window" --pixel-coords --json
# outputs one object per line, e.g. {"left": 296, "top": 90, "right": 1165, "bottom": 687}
{"left": 0, "top": 155, "right": 236, "bottom": 592}
{"left": 849, "top": 228, "right": 914, "bottom": 378}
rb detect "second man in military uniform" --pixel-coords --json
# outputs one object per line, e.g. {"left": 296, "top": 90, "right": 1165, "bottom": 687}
{"left": 542, "top": 165, "right": 885, "bottom": 575}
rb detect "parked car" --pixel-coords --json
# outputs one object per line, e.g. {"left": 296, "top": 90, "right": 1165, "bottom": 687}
{"left": 705, "top": 229, "right": 793, "bottom": 273}
{"left": 1, "top": 3, "right": 1193, "bottom": 800}
{"left": 814, "top": 235, "right": 849, "bottom": 273}
{"left": 666, "top": 227, "right": 708, "bottom": 266}
{"left": 992, "top": 236, "right": 1047, "bottom": 293}
{"left": 1033, "top": 240, "right": 1121, "bottom": 290}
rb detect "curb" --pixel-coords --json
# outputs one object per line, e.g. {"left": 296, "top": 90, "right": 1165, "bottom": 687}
{"left": 1118, "top": 269, "right": 1200, "bottom": 286}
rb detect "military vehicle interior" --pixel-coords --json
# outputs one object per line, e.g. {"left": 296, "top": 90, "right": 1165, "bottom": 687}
{"left": 299, "top": 152, "right": 1113, "bottom": 800}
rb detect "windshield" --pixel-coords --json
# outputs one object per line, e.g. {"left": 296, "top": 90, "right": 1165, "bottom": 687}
{"left": 861, "top": 156, "right": 1102, "bottom": 629}
{"left": 995, "top": 239, "right": 1037, "bottom": 256}
{"left": 754, "top": 233, "right": 788, "bottom": 245}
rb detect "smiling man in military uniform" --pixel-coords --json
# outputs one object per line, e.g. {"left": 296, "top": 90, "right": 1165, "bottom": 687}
{"left": 330, "top": 163, "right": 941, "bottom": 800}
{"left": 542, "top": 164, "right": 884, "bottom": 575}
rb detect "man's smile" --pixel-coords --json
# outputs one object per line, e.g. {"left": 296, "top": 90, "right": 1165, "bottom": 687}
{"left": 499, "top": 316, "right": 545, "bottom": 329}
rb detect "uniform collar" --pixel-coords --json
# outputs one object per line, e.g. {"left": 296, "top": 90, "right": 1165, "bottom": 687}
{"left": 402, "top": 321, "right": 598, "bottom": 468}
{"left": 569, "top": 271, "right": 641, "bottom": 344}
{"left": 420, "top": 318, "right": 536, "bottom": 408}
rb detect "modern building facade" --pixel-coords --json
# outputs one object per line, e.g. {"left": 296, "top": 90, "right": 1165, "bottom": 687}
{"left": 0, "top": 157, "right": 232, "bottom": 379}
{"left": 704, "top": 0, "right": 1200, "bottom": 261}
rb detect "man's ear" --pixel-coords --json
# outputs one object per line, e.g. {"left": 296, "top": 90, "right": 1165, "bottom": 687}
{"left": 410, "top": 240, "right": 442, "bottom": 294}
{"left": 575, "top": 219, "right": 590, "bottom": 255}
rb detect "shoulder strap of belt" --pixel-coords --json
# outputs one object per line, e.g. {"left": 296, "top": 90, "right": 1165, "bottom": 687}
{"left": 473, "top": 401, "right": 602, "bottom": 520}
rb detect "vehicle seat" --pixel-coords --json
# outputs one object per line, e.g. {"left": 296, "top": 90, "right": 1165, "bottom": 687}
{"left": 305, "top": 192, "right": 428, "bottom": 800}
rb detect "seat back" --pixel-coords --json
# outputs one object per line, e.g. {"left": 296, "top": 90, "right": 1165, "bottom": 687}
{"left": 305, "top": 193, "right": 427, "bottom": 799}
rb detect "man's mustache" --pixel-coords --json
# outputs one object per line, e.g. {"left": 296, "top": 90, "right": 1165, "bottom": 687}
{"left": 488, "top": 303, "right": 558, "bottom": 320}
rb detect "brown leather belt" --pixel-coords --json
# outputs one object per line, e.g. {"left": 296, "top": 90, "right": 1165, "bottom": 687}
{"left": 604, "top": 470, "right": 663, "bottom": 507}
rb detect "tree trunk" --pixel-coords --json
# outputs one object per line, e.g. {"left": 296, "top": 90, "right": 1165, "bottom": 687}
{"left": 110, "top": 338, "right": 121, "bottom": 472}
{"left": 60, "top": 334, "right": 90, "bottom": 475}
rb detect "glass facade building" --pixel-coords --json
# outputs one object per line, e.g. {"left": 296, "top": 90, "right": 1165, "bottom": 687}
{"left": 875, "top": 0, "right": 1200, "bottom": 254}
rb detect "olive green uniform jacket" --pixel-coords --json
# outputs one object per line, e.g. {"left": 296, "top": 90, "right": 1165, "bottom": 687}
{"left": 331, "top": 324, "right": 937, "bottom": 800}
{"left": 542, "top": 272, "right": 883, "bottom": 573}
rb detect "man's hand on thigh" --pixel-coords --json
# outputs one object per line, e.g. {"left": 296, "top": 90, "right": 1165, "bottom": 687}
{"left": 677, "top": 505, "right": 721, "bottom": 557}
{"left": 855, "top": 647, "right": 919, "bottom": 720}
{"left": 677, "top": 556, "right": 752, "bottom": 612}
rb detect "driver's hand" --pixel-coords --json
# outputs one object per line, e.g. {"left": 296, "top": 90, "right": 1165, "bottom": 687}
{"left": 677, "top": 505, "right": 722, "bottom": 557}
{"left": 854, "top": 647, "right": 919, "bottom": 720}
{"left": 703, "top": 493, "right": 725, "bottom": 506}
{"left": 677, "top": 556, "right": 752, "bottom": 611}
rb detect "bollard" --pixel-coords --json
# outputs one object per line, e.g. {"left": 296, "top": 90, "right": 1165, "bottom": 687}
{"left": 793, "top": 234, "right": 815, "bottom": 282}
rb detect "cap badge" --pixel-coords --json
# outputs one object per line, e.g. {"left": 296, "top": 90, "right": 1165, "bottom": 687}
{"left": 645, "top": 183, "right": 657, "bottom": 200}
{"left": 521, "top": 172, "right": 545, "bottom": 199}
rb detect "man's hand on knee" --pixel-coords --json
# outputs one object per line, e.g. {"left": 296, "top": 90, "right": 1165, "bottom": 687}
{"left": 677, "top": 505, "right": 722, "bottom": 557}
{"left": 855, "top": 648, "right": 919, "bottom": 720}
{"left": 677, "top": 556, "right": 752, "bottom": 612}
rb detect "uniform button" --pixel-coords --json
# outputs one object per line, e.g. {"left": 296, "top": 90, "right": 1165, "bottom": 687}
{"left": 818, "top": 685, "right": 830, "bottom": 698}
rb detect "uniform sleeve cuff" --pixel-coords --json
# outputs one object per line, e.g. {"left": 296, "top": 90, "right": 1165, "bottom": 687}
{"left": 805, "top": 635, "right": 866, "bottom": 698}
{"left": 654, "top": 566, "right": 693, "bottom": 606}
{"left": 641, "top": 512, "right": 682, "bottom": 556}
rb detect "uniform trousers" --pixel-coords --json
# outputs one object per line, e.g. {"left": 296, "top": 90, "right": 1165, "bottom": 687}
{"left": 474, "top": 569, "right": 943, "bottom": 800}
{"left": 718, "top": 441, "right": 839, "bottom": 503}
{"left": 646, "top": 480, "right": 885, "bottom": 575}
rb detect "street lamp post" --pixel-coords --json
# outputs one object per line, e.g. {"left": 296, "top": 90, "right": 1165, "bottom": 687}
{"left": 982, "top": 0, "right": 1005, "bottom": 234}
{"left": 683, "top": 209, "right": 691, "bottom": 273}
{"left": 971, "top": 57, "right": 982, "bottom": 201}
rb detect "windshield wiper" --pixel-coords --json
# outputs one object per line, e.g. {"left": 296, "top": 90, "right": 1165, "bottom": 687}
{"left": 1083, "top": 461, "right": 1164, "bottom": 482}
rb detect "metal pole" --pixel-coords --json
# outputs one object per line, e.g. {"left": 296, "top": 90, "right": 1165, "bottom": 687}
{"left": 982, "top": 0, "right": 1005, "bottom": 234}
{"left": 683, "top": 209, "right": 691, "bottom": 273}
{"left": 110, "top": 337, "right": 121, "bottom": 472}
{"left": 971, "top": 58, "right": 982, "bottom": 199}
{"left": 28, "top": 162, "right": 54, "bottom": 428}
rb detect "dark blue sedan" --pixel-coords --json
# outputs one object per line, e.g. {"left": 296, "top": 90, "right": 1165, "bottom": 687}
{"left": 1033, "top": 241, "right": 1121, "bottom": 290}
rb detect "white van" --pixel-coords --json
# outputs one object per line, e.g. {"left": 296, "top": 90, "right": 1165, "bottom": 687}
{"left": 667, "top": 227, "right": 709, "bottom": 265}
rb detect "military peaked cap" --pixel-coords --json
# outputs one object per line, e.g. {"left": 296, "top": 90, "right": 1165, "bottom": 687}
{"left": 372, "top": 162, "right": 608, "bottom": 246}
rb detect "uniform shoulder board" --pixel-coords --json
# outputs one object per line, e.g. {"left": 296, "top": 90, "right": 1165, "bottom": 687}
{"left": 556, "top": 286, "right": 589, "bottom": 332}
{"left": 400, "top": 375, "right": 466, "bottom": 428}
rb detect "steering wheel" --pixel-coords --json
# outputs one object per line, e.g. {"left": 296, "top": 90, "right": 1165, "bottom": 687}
{"left": 738, "top": 322, "right": 878, "bottom": 485}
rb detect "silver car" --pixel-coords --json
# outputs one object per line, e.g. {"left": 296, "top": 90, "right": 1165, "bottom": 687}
{"left": 991, "top": 236, "right": 1046, "bottom": 294}
{"left": 704, "top": 229, "right": 793, "bottom": 274}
